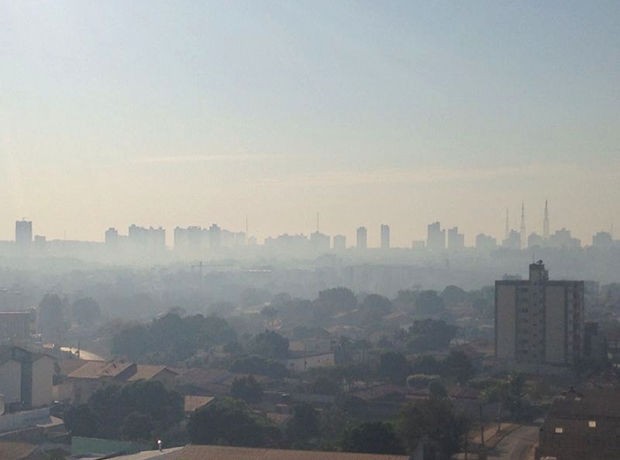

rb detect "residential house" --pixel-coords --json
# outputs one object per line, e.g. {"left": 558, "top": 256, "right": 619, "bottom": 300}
{"left": 536, "top": 388, "right": 620, "bottom": 460}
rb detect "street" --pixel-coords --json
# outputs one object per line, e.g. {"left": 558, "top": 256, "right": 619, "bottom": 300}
{"left": 487, "top": 425, "right": 539, "bottom": 460}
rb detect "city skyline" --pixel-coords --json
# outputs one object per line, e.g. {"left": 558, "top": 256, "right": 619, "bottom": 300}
{"left": 2, "top": 2, "right": 619, "bottom": 247}
{"left": 9, "top": 200, "right": 617, "bottom": 249}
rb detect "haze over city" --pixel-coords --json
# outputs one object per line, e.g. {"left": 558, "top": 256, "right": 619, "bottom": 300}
{"left": 2, "top": 1, "right": 619, "bottom": 245}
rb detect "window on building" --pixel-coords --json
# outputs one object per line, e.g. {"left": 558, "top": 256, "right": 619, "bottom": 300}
{"left": 588, "top": 420, "right": 596, "bottom": 428}
{"left": 554, "top": 427, "right": 564, "bottom": 434}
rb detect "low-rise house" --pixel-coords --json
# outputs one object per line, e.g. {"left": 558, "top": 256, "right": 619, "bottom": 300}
{"left": 183, "top": 395, "right": 215, "bottom": 415}
{"left": 55, "top": 360, "right": 178, "bottom": 404}
{"left": 536, "top": 387, "right": 620, "bottom": 460}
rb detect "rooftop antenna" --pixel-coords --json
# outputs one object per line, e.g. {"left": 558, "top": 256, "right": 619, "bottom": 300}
{"left": 316, "top": 212, "right": 320, "bottom": 233}
{"left": 505, "top": 208, "right": 510, "bottom": 240}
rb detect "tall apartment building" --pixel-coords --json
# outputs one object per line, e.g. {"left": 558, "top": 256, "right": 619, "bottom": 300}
{"left": 356, "top": 227, "right": 367, "bottom": 250}
{"left": 447, "top": 226, "right": 465, "bottom": 250}
{"left": 495, "top": 261, "right": 584, "bottom": 366}
{"left": 15, "top": 220, "right": 33, "bottom": 248}
{"left": 380, "top": 224, "right": 390, "bottom": 249}
{"left": 426, "top": 222, "right": 445, "bottom": 251}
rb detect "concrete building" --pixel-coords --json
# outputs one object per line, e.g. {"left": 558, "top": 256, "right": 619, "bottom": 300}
{"left": 502, "top": 229, "right": 521, "bottom": 250}
{"left": 0, "top": 312, "right": 34, "bottom": 345}
{"left": 475, "top": 233, "right": 497, "bottom": 251}
{"left": 356, "top": 226, "right": 367, "bottom": 250}
{"left": 380, "top": 224, "right": 390, "bottom": 249}
{"left": 426, "top": 222, "right": 445, "bottom": 251}
{"left": 447, "top": 226, "right": 465, "bottom": 250}
{"left": 310, "top": 231, "right": 330, "bottom": 252}
{"left": 495, "top": 261, "right": 584, "bottom": 367}
{"left": 0, "top": 346, "right": 55, "bottom": 410}
{"left": 15, "top": 220, "right": 32, "bottom": 248}
{"left": 332, "top": 234, "right": 346, "bottom": 250}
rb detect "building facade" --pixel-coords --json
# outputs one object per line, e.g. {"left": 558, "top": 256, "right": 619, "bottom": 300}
{"left": 356, "top": 227, "right": 367, "bottom": 250}
{"left": 495, "top": 261, "right": 584, "bottom": 366}
{"left": 380, "top": 224, "right": 390, "bottom": 249}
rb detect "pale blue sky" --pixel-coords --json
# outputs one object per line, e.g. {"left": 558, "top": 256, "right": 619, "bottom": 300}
{"left": 1, "top": 1, "right": 619, "bottom": 245}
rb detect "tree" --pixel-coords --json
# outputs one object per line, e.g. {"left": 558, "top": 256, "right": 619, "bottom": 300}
{"left": 64, "top": 404, "right": 100, "bottom": 437}
{"left": 84, "top": 380, "right": 184, "bottom": 440}
{"left": 428, "top": 380, "right": 448, "bottom": 399}
{"left": 443, "top": 350, "right": 475, "bottom": 384}
{"left": 406, "top": 319, "right": 457, "bottom": 352}
{"left": 286, "top": 403, "right": 320, "bottom": 447}
{"left": 121, "top": 411, "right": 153, "bottom": 441}
{"left": 317, "top": 287, "right": 357, "bottom": 312}
{"left": 188, "top": 398, "right": 279, "bottom": 447}
{"left": 398, "top": 398, "right": 469, "bottom": 460}
{"left": 72, "top": 297, "right": 102, "bottom": 327}
{"left": 231, "top": 375, "right": 263, "bottom": 403}
{"left": 411, "top": 355, "right": 443, "bottom": 375}
{"left": 378, "top": 351, "right": 410, "bottom": 384}
{"left": 414, "top": 290, "right": 445, "bottom": 316}
{"left": 341, "top": 421, "right": 404, "bottom": 454}
{"left": 251, "top": 330, "right": 289, "bottom": 360}
{"left": 360, "top": 294, "right": 393, "bottom": 324}
{"left": 440, "top": 286, "right": 468, "bottom": 309}
{"left": 38, "top": 293, "right": 67, "bottom": 343}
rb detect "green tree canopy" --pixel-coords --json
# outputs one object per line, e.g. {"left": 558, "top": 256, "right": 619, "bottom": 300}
{"left": 251, "top": 330, "right": 289, "bottom": 360}
{"left": 231, "top": 375, "right": 263, "bottom": 403}
{"left": 341, "top": 421, "right": 404, "bottom": 455}
{"left": 398, "top": 398, "right": 469, "bottom": 460}
{"left": 71, "top": 297, "right": 102, "bottom": 327}
{"left": 188, "top": 398, "right": 279, "bottom": 447}
{"left": 378, "top": 351, "right": 410, "bottom": 385}
{"left": 66, "top": 380, "right": 183, "bottom": 441}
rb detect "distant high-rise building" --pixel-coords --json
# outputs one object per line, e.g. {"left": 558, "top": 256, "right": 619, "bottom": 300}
{"left": 105, "top": 227, "right": 119, "bottom": 245}
{"left": 380, "top": 224, "right": 390, "bottom": 249}
{"left": 447, "top": 227, "right": 465, "bottom": 250}
{"left": 475, "top": 233, "right": 497, "bottom": 251}
{"left": 502, "top": 229, "right": 521, "bottom": 250}
{"left": 548, "top": 228, "right": 580, "bottom": 249}
{"left": 592, "top": 231, "right": 613, "bottom": 249}
{"left": 333, "top": 234, "right": 346, "bottom": 250}
{"left": 495, "top": 261, "right": 584, "bottom": 366}
{"left": 15, "top": 220, "right": 32, "bottom": 248}
{"left": 310, "top": 231, "right": 330, "bottom": 252}
{"left": 426, "top": 222, "right": 445, "bottom": 251}
{"left": 128, "top": 225, "right": 166, "bottom": 252}
{"left": 356, "top": 227, "right": 367, "bottom": 250}
{"left": 527, "top": 232, "right": 544, "bottom": 248}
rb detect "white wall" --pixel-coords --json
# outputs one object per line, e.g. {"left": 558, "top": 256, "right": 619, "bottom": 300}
{"left": 31, "top": 357, "right": 54, "bottom": 407}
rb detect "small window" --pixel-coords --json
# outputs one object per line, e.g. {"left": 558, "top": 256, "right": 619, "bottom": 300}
{"left": 554, "top": 427, "right": 564, "bottom": 434}
{"left": 588, "top": 420, "right": 596, "bottom": 428}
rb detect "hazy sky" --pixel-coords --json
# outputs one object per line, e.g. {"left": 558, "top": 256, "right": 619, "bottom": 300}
{"left": 2, "top": 1, "right": 619, "bottom": 246}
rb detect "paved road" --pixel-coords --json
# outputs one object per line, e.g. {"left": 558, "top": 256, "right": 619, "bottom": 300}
{"left": 487, "top": 425, "right": 539, "bottom": 460}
